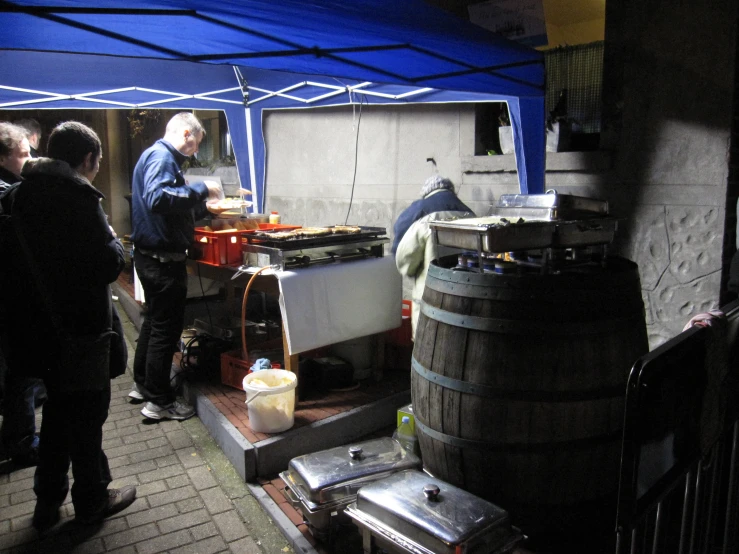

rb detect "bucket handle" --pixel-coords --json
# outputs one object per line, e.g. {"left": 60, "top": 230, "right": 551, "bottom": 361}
{"left": 245, "top": 390, "right": 264, "bottom": 405}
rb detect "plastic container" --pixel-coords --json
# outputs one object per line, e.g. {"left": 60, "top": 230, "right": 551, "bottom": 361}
{"left": 242, "top": 369, "right": 297, "bottom": 433}
{"left": 269, "top": 211, "right": 281, "bottom": 224}
{"left": 192, "top": 227, "right": 244, "bottom": 266}
{"left": 396, "top": 404, "right": 415, "bottom": 435}
{"left": 392, "top": 416, "right": 419, "bottom": 456}
{"left": 386, "top": 300, "right": 413, "bottom": 347}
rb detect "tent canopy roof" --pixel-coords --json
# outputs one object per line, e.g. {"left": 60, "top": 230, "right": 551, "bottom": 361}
{"left": 0, "top": 0, "right": 547, "bottom": 198}
{"left": 0, "top": 0, "right": 544, "bottom": 97}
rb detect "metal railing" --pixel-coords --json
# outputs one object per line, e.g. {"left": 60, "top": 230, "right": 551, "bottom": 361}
{"left": 615, "top": 300, "right": 739, "bottom": 554}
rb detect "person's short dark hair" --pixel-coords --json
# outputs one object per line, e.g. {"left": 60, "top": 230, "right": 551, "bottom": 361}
{"left": 0, "top": 122, "right": 28, "bottom": 158}
{"left": 14, "top": 118, "right": 41, "bottom": 139}
{"left": 47, "top": 121, "right": 102, "bottom": 168}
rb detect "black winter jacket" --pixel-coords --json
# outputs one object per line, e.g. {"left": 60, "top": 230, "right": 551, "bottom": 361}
{"left": 0, "top": 158, "right": 124, "bottom": 377}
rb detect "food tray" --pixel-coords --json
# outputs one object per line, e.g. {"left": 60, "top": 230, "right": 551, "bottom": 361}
{"left": 497, "top": 192, "right": 609, "bottom": 219}
{"left": 553, "top": 217, "right": 619, "bottom": 247}
{"left": 431, "top": 217, "right": 556, "bottom": 253}
{"left": 345, "top": 470, "right": 522, "bottom": 554}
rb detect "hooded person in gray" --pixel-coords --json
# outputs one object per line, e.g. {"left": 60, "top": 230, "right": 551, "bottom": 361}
{"left": 394, "top": 176, "right": 475, "bottom": 337}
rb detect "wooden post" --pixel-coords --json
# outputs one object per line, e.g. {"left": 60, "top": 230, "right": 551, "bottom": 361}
{"left": 282, "top": 324, "right": 299, "bottom": 374}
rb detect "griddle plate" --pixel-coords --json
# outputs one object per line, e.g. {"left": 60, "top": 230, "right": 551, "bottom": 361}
{"left": 243, "top": 226, "right": 386, "bottom": 249}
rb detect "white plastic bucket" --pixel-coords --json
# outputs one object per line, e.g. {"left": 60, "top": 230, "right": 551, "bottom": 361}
{"left": 242, "top": 369, "right": 297, "bottom": 433}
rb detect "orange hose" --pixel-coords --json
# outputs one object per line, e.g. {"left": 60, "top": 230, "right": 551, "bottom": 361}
{"left": 240, "top": 266, "right": 272, "bottom": 362}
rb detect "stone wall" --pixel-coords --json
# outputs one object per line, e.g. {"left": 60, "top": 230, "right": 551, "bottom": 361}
{"left": 599, "top": 0, "right": 738, "bottom": 346}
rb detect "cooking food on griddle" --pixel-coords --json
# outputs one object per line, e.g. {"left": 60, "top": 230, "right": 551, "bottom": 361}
{"left": 205, "top": 197, "right": 252, "bottom": 214}
{"left": 262, "top": 230, "right": 298, "bottom": 239}
{"left": 331, "top": 225, "right": 361, "bottom": 234}
{"left": 295, "top": 227, "right": 332, "bottom": 237}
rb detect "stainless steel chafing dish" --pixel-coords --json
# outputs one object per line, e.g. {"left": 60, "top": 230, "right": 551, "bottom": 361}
{"left": 431, "top": 191, "right": 618, "bottom": 255}
{"left": 497, "top": 191, "right": 609, "bottom": 219}
{"left": 345, "top": 470, "right": 523, "bottom": 554}
{"left": 431, "top": 216, "right": 556, "bottom": 253}
{"left": 279, "top": 437, "right": 421, "bottom": 541}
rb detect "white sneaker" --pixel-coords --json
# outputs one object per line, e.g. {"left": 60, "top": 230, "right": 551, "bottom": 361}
{"left": 141, "top": 401, "right": 195, "bottom": 421}
{"left": 128, "top": 384, "right": 144, "bottom": 402}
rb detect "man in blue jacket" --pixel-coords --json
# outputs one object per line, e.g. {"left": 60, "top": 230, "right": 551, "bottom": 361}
{"left": 129, "top": 112, "right": 221, "bottom": 421}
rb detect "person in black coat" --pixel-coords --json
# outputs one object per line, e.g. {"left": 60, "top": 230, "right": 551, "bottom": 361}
{"left": 0, "top": 121, "right": 45, "bottom": 467}
{"left": 0, "top": 121, "right": 137, "bottom": 529}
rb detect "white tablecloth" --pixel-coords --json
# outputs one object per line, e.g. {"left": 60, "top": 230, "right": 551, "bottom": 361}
{"left": 277, "top": 256, "right": 401, "bottom": 354}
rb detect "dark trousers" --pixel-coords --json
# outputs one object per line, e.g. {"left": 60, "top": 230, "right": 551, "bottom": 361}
{"left": 33, "top": 382, "right": 111, "bottom": 515}
{"left": 132, "top": 250, "right": 187, "bottom": 406}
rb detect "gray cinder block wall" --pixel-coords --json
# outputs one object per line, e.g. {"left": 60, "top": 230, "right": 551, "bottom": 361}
{"left": 598, "top": 0, "right": 738, "bottom": 347}
{"left": 262, "top": 3, "right": 738, "bottom": 350}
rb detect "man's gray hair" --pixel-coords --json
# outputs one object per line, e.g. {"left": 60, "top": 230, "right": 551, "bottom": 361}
{"left": 0, "top": 122, "right": 28, "bottom": 158}
{"left": 166, "top": 112, "right": 205, "bottom": 138}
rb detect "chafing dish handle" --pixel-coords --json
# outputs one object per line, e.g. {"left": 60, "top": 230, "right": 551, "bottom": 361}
{"left": 282, "top": 484, "right": 302, "bottom": 508}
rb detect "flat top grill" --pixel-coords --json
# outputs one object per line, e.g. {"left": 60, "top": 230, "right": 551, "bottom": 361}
{"left": 242, "top": 226, "right": 386, "bottom": 250}
{"left": 241, "top": 226, "right": 389, "bottom": 271}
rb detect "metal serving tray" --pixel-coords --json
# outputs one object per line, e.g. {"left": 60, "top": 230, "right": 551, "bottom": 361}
{"left": 345, "top": 470, "right": 523, "bottom": 554}
{"left": 554, "top": 217, "right": 619, "bottom": 247}
{"left": 431, "top": 216, "right": 556, "bottom": 253}
{"left": 497, "top": 192, "right": 609, "bottom": 219}
{"left": 279, "top": 438, "right": 420, "bottom": 540}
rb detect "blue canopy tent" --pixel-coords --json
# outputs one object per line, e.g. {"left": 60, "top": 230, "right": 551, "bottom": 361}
{"left": 0, "top": 0, "right": 546, "bottom": 210}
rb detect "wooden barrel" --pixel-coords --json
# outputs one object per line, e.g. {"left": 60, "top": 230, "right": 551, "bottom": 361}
{"left": 411, "top": 256, "right": 648, "bottom": 544}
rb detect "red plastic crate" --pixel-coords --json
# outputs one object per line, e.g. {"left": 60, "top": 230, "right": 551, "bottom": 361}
{"left": 220, "top": 350, "right": 253, "bottom": 390}
{"left": 386, "top": 299, "right": 413, "bottom": 346}
{"left": 220, "top": 345, "right": 285, "bottom": 390}
{"left": 192, "top": 228, "right": 245, "bottom": 266}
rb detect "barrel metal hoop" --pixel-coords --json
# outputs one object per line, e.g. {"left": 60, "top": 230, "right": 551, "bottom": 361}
{"left": 415, "top": 417, "right": 622, "bottom": 453}
{"left": 412, "top": 357, "right": 624, "bottom": 402}
{"left": 420, "top": 302, "right": 641, "bottom": 335}
{"left": 425, "top": 274, "right": 642, "bottom": 305}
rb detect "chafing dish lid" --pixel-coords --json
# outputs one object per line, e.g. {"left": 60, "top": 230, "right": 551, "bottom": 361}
{"left": 286, "top": 437, "right": 420, "bottom": 505}
{"left": 430, "top": 215, "right": 553, "bottom": 230}
{"left": 497, "top": 191, "right": 608, "bottom": 217}
{"left": 354, "top": 469, "right": 510, "bottom": 546}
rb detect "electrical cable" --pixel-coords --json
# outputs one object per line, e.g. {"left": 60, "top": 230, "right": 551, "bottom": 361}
{"left": 343, "top": 95, "right": 365, "bottom": 225}
{"left": 175, "top": 332, "right": 231, "bottom": 385}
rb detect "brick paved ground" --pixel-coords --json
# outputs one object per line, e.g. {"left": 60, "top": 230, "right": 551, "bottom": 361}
{"left": 0, "top": 371, "right": 294, "bottom": 554}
